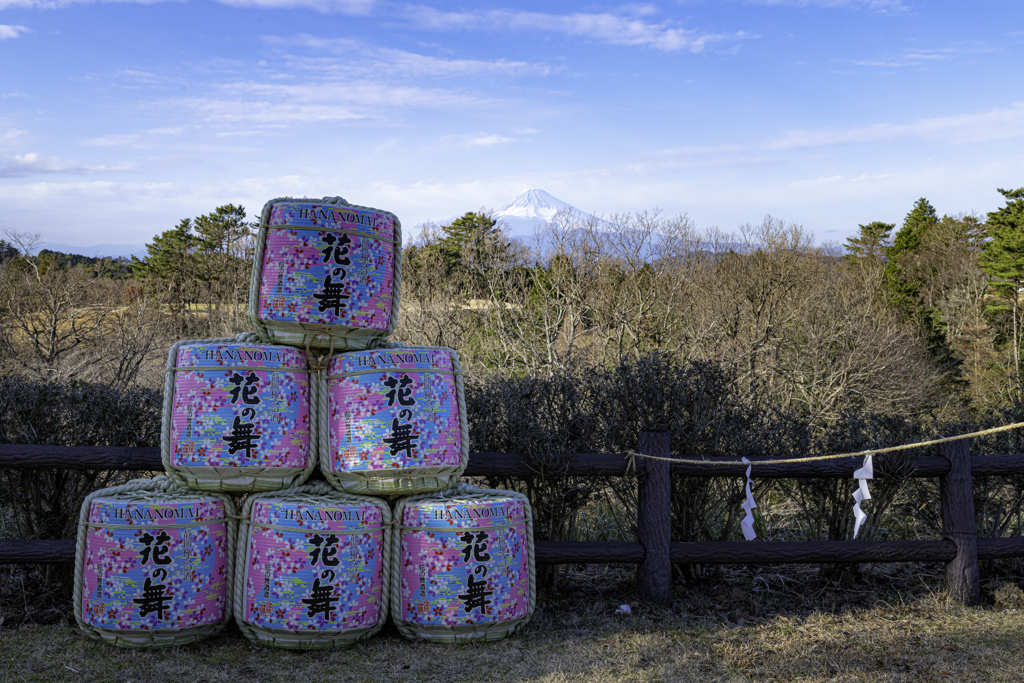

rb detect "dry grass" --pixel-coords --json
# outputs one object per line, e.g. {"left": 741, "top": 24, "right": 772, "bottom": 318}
{"left": 4, "top": 564, "right": 1024, "bottom": 682}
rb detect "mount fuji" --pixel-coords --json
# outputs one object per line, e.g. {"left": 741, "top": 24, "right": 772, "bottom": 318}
{"left": 492, "top": 189, "right": 609, "bottom": 238}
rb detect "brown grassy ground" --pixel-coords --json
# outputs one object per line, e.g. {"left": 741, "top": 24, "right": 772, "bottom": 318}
{"left": 3, "top": 563, "right": 1024, "bottom": 682}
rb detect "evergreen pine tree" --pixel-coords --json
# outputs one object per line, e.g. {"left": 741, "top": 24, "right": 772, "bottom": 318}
{"left": 844, "top": 221, "right": 894, "bottom": 261}
{"left": 979, "top": 188, "right": 1024, "bottom": 394}
{"left": 883, "top": 198, "right": 939, "bottom": 313}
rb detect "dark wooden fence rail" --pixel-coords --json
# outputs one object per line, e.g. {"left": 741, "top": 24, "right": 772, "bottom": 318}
{"left": 3, "top": 433, "right": 1024, "bottom": 606}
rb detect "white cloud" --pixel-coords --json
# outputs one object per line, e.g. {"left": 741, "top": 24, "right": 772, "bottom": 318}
{"left": 0, "top": 128, "right": 29, "bottom": 147}
{"left": 0, "top": 0, "right": 373, "bottom": 10}
{"left": 0, "top": 152, "right": 133, "bottom": 178}
{"left": 80, "top": 127, "right": 185, "bottom": 147}
{"left": 852, "top": 43, "right": 999, "bottom": 68}
{"left": 460, "top": 134, "right": 514, "bottom": 147}
{"left": 404, "top": 6, "right": 749, "bottom": 53}
{"left": 0, "top": 24, "right": 29, "bottom": 40}
{"left": 162, "top": 80, "right": 510, "bottom": 129}
{"left": 648, "top": 102, "right": 1024, "bottom": 165}
{"left": 216, "top": 0, "right": 374, "bottom": 12}
{"left": 265, "top": 35, "right": 553, "bottom": 78}
{"left": 742, "top": 0, "right": 909, "bottom": 12}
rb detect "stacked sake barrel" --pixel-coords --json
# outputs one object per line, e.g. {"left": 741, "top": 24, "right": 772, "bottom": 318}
{"left": 75, "top": 194, "right": 534, "bottom": 649}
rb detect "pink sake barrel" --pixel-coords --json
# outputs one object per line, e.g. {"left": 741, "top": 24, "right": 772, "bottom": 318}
{"left": 250, "top": 196, "right": 401, "bottom": 351}
{"left": 77, "top": 486, "right": 232, "bottom": 647}
{"left": 392, "top": 485, "right": 534, "bottom": 642}
{"left": 165, "top": 340, "right": 312, "bottom": 492}
{"left": 237, "top": 486, "right": 389, "bottom": 648}
{"left": 323, "top": 346, "right": 466, "bottom": 495}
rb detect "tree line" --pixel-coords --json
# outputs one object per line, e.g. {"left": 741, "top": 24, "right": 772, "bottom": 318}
{"left": 1, "top": 190, "right": 1023, "bottom": 425}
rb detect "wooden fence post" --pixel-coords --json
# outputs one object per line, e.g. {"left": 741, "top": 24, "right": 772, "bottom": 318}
{"left": 637, "top": 431, "right": 672, "bottom": 606}
{"left": 939, "top": 437, "right": 980, "bottom": 606}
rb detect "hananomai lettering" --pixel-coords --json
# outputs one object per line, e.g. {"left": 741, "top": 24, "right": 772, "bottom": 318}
{"left": 355, "top": 352, "right": 433, "bottom": 367}
{"left": 113, "top": 507, "right": 199, "bottom": 520}
{"left": 283, "top": 509, "right": 366, "bottom": 522}
{"left": 201, "top": 349, "right": 284, "bottom": 363}
{"left": 296, "top": 208, "right": 377, "bottom": 227}
{"left": 432, "top": 506, "right": 509, "bottom": 520}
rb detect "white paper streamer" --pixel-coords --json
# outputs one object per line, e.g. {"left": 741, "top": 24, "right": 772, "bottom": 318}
{"left": 852, "top": 453, "right": 873, "bottom": 539}
{"left": 741, "top": 456, "right": 757, "bottom": 541}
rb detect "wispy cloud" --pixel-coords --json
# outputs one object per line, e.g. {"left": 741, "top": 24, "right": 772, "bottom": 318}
{"left": 264, "top": 35, "right": 553, "bottom": 78}
{"left": 0, "top": 0, "right": 374, "bottom": 10}
{"left": 216, "top": 0, "right": 374, "bottom": 12}
{"left": 742, "top": 0, "right": 909, "bottom": 13}
{"left": 163, "top": 80, "right": 508, "bottom": 129}
{"left": 455, "top": 133, "right": 515, "bottom": 148}
{"left": 853, "top": 42, "right": 999, "bottom": 68}
{"left": 80, "top": 127, "right": 185, "bottom": 147}
{"left": 650, "top": 102, "right": 1024, "bottom": 164}
{"left": 0, "top": 152, "right": 133, "bottom": 178}
{"left": 403, "top": 6, "right": 750, "bottom": 52}
{"left": 0, "top": 24, "right": 29, "bottom": 39}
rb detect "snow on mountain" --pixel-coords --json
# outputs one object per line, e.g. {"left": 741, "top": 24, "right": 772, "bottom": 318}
{"left": 493, "top": 189, "right": 606, "bottom": 238}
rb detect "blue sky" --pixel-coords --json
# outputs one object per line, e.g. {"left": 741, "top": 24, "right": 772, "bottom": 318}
{"left": 1, "top": 0, "right": 1023, "bottom": 249}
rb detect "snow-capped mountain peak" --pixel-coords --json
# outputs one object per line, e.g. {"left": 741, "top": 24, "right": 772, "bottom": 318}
{"left": 493, "top": 189, "right": 603, "bottom": 237}
{"left": 496, "top": 189, "right": 572, "bottom": 221}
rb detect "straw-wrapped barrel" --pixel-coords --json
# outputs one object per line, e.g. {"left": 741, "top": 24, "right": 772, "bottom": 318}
{"left": 74, "top": 477, "right": 236, "bottom": 648}
{"left": 248, "top": 196, "right": 401, "bottom": 351}
{"left": 162, "top": 335, "right": 316, "bottom": 492}
{"left": 319, "top": 345, "right": 468, "bottom": 495}
{"left": 234, "top": 481, "right": 391, "bottom": 649}
{"left": 391, "top": 483, "right": 535, "bottom": 642}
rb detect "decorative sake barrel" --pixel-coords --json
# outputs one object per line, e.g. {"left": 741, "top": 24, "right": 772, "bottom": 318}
{"left": 320, "top": 344, "right": 468, "bottom": 495}
{"left": 74, "top": 477, "right": 236, "bottom": 648}
{"left": 248, "top": 196, "right": 402, "bottom": 351}
{"left": 234, "top": 481, "right": 391, "bottom": 649}
{"left": 162, "top": 335, "right": 315, "bottom": 492}
{"left": 391, "top": 484, "right": 535, "bottom": 643}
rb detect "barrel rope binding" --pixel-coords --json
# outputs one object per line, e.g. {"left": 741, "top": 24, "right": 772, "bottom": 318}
{"left": 389, "top": 482, "right": 535, "bottom": 643}
{"left": 249, "top": 196, "right": 402, "bottom": 352}
{"left": 74, "top": 476, "right": 237, "bottom": 648}
{"left": 232, "top": 480, "right": 392, "bottom": 649}
{"left": 162, "top": 334, "right": 316, "bottom": 492}
{"left": 318, "top": 344, "right": 468, "bottom": 494}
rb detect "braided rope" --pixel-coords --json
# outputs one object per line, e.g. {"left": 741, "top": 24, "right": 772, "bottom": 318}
{"left": 248, "top": 196, "right": 402, "bottom": 352}
{"left": 623, "top": 420, "right": 1024, "bottom": 469}
{"left": 232, "top": 480, "right": 392, "bottom": 650}
{"left": 73, "top": 476, "right": 237, "bottom": 648}
{"left": 318, "top": 344, "right": 469, "bottom": 495}
{"left": 389, "top": 483, "right": 535, "bottom": 643}
{"left": 161, "top": 333, "right": 316, "bottom": 492}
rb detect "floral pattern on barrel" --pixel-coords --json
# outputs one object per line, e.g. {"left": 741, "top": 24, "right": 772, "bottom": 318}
{"left": 242, "top": 499, "right": 384, "bottom": 632}
{"left": 81, "top": 498, "right": 229, "bottom": 631}
{"left": 400, "top": 498, "right": 529, "bottom": 627}
{"left": 256, "top": 202, "right": 395, "bottom": 331}
{"left": 326, "top": 347, "right": 461, "bottom": 474}
{"left": 169, "top": 343, "right": 310, "bottom": 469}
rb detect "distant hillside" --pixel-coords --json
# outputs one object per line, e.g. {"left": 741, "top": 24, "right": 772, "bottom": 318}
{"left": 40, "top": 242, "right": 148, "bottom": 260}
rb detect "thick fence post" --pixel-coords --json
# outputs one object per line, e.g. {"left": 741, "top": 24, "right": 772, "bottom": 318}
{"left": 636, "top": 431, "right": 672, "bottom": 606}
{"left": 939, "top": 437, "right": 980, "bottom": 605}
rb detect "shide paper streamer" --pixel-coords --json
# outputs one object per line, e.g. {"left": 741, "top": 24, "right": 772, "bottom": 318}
{"left": 852, "top": 453, "right": 874, "bottom": 539}
{"left": 741, "top": 457, "right": 757, "bottom": 541}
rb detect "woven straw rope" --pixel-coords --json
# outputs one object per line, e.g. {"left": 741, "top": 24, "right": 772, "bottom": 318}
{"left": 247, "top": 196, "right": 403, "bottom": 351}
{"left": 161, "top": 332, "right": 317, "bottom": 492}
{"left": 389, "top": 482, "right": 536, "bottom": 643}
{"left": 318, "top": 344, "right": 470, "bottom": 495}
{"left": 73, "top": 476, "right": 237, "bottom": 648}
{"left": 232, "top": 480, "right": 393, "bottom": 650}
{"left": 623, "top": 420, "right": 1024, "bottom": 469}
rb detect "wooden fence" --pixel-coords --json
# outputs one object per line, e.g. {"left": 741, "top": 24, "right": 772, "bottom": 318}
{"left": 3, "top": 432, "right": 1024, "bottom": 607}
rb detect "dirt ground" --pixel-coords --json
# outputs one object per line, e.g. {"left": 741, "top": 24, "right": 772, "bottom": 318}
{"left": 3, "top": 562, "right": 1024, "bottom": 682}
